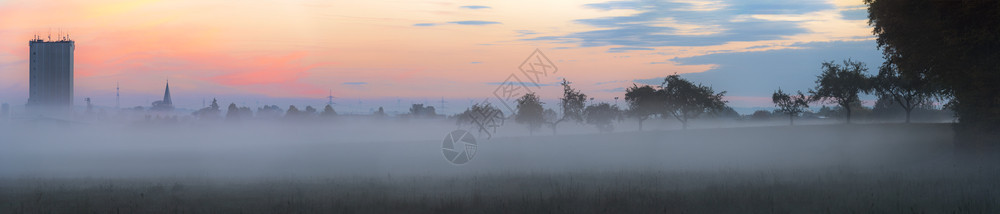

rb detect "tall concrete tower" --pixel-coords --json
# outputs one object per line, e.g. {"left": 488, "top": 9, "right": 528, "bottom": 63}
{"left": 26, "top": 35, "right": 74, "bottom": 110}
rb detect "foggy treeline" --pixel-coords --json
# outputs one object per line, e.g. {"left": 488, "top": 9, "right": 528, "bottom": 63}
{"left": 2, "top": 0, "right": 1000, "bottom": 212}
{"left": 2, "top": 57, "right": 954, "bottom": 138}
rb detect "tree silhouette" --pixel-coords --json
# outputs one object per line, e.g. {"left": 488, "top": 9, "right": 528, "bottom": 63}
{"left": 584, "top": 102, "right": 621, "bottom": 133}
{"left": 321, "top": 104, "right": 337, "bottom": 117}
{"left": 543, "top": 108, "right": 557, "bottom": 123}
{"left": 873, "top": 61, "right": 937, "bottom": 123}
{"left": 286, "top": 105, "right": 300, "bottom": 118}
{"left": 750, "top": 110, "right": 772, "bottom": 121}
{"left": 549, "top": 79, "right": 587, "bottom": 135}
{"left": 809, "top": 59, "right": 872, "bottom": 123}
{"left": 238, "top": 106, "right": 252, "bottom": 118}
{"left": 867, "top": 0, "right": 1000, "bottom": 149}
{"left": 661, "top": 75, "right": 726, "bottom": 129}
{"left": 256, "top": 105, "right": 283, "bottom": 119}
{"left": 706, "top": 106, "right": 740, "bottom": 120}
{"left": 85, "top": 98, "right": 93, "bottom": 115}
{"left": 772, "top": 89, "right": 810, "bottom": 125}
{"left": 192, "top": 98, "right": 221, "bottom": 120}
{"left": 304, "top": 106, "right": 317, "bottom": 117}
{"left": 817, "top": 106, "right": 836, "bottom": 119}
{"left": 409, "top": 104, "right": 437, "bottom": 118}
{"left": 455, "top": 102, "right": 504, "bottom": 136}
{"left": 514, "top": 92, "right": 545, "bottom": 135}
{"left": 624, "top": 84, "right": 663, "bottom": 131}
{"left": 225, "top": 103, "right": 240, "bottom": 121}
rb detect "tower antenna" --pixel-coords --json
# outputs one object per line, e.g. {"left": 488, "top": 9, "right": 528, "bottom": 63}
{"left": 327, "top": 89, "right": 336, "bottom": 106}
{"left": 116, "top": 82, "right": 120, "bottom": 109}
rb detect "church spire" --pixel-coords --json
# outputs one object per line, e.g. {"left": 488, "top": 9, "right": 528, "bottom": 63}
{"left": 163, "top": 80, "right": 172, "bottom": 105}
{"left": 150, "top": 80, "right": 174, "bottom": 111}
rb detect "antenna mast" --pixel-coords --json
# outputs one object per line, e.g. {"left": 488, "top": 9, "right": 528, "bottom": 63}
{"left": 116, "top": 82, "right": 120, "bottom": 109}
{"left": 440, "top": 97, "right": 446, "bottom": 114}
{"left": 327, "top": 89, "right": 335, "bottom": 106}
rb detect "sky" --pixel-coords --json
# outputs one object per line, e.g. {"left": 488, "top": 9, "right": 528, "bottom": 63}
{"left": 0, "top": 0, "right": 879, "bottom": 113}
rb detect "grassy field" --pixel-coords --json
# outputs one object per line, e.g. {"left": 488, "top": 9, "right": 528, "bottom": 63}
{"left": 2, "top": 123, "right": 997, "bottom": 213}
{"left": 1, "top": 167, "right": 998, "bottom": 213}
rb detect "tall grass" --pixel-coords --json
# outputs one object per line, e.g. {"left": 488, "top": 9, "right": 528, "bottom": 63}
{"left": 1, "top": 163, "right": 997, "bottom": 213}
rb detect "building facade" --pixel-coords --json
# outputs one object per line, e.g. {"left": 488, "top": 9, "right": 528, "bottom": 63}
{"left": 26, "top": 37, "right": 75, "bottom": 110}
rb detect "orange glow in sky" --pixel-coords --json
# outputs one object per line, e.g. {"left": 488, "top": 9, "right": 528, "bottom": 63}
{"left": 0, "top": 0, "right": 873, "bottom": 109}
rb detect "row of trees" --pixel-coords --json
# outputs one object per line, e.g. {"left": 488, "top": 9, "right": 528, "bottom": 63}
{"left": 514, "top": 0, "right": 973, "bottom": 136}
{"left": 186, "top": 98, "right": 429, "bottom": 121}
{"left": 469, "top": 58, "right": 947, "bottom": 135}
{"left": 456, "top": 75, "right": 728, "bottom": 134}
{"left": 456, "top": 79, "right": 632, "bottom": 134}
{"left": 190, "top": 99, "right": 341, "bottom": 121}
{"left": 772, "top": 58, "right": 941, "bottom": 125}
{"left": 624, "top": 75, "right": 727, "bottom": 131}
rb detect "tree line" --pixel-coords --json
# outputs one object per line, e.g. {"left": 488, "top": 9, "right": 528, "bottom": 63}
{"left": 454, "top": 57, "right": 949, "bottom": 135}
{"left": 185, "top": 99, "right": 402, "bottom": 121}
{"left": 456, "top": 74, "right": 730, "bottom": 135}
{"left": 775, "top": 58, "right": 943, "bottom": 126}
{"left": 462, "top": 0, "right": 993, "bottom": 141}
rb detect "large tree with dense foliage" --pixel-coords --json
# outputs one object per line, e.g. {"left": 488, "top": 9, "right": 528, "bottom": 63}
{"left": 514, "top": 93, "right": 545, "bottom": 135}
{"left": 624, "top": 84, "right": 663, "bottom": 131}
{"left": 455, "top": 102, "right": 504, "bottom": 137}
{"left": 873, "top": 62, "right": 937, "bottom": 123}
{"left": 660, "top": 75, "right": 726, "bottom": 129}
{"left": 584, "top": 102, "right": 621, "bottom": 133}
{"left": 809, "top": 59, "right": 872, "bottom": 124}
{"left": 866, "top": 0, "right": 1000, "bottom": 150}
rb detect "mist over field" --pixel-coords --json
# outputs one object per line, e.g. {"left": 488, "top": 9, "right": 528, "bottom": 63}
{"left": 0, "top": 119, "right": 954, "bottom": 178}
{"left": 4, "top": 0, "right": 1000, "bottom": 212}
{"left": 4, "top": 117, "right": 996, "bottom": 213}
